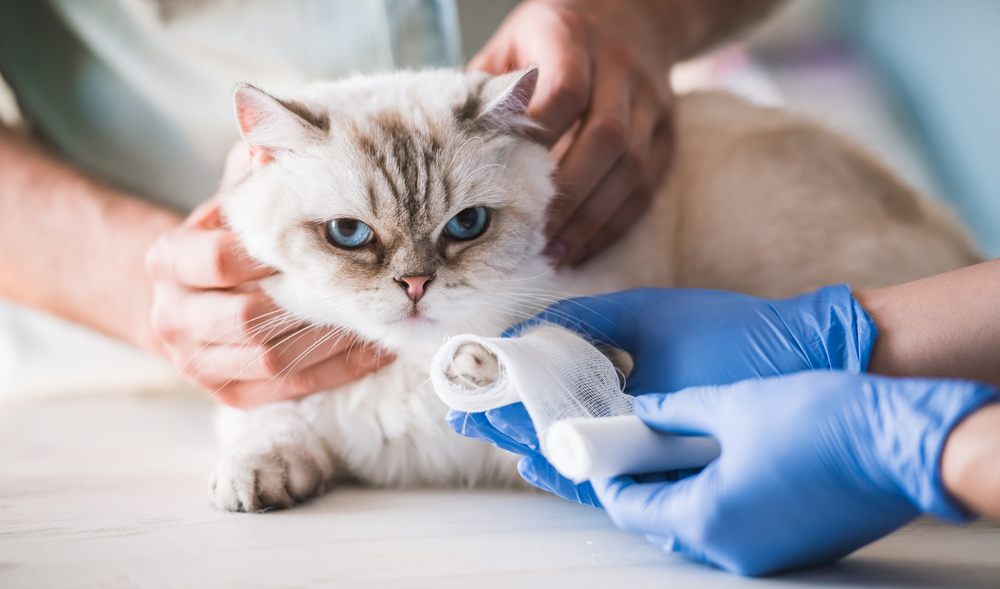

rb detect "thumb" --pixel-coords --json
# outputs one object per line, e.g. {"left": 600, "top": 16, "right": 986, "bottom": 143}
{"left": 633, "top": 384, "right": 731, "bottom": 437}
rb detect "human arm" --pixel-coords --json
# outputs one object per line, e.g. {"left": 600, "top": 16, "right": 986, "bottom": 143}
{"left": 0, "top": 125, "right": 181, "bottom": 349}
{"left": 855, "top": 257, "right": 1000, "bottom": 389}
{"left": 0, "top": 128, "right": 387, "bottom": 407}
{"left": 471, "top": 0, "right": 783, "bottom": 264}
{"left": 593, "top": 371, "right": 998, "bottom": 576}
{"left": 871, "top": 260, "right": 1000, "bottom": 515}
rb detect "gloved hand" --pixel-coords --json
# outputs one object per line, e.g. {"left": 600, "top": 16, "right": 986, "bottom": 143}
{"left": 447, "top": 404, "right": 691, "bottom": 506}
{"left": 593, "top": 371, "right": 997, "bottom": 576}
{"left": 448, "top": 285, "right": 877, "bottom": 504}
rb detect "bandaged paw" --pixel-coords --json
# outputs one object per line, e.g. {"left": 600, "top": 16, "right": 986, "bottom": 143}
{"left": 431, "top": 325, "right": 719, "bottom": 482}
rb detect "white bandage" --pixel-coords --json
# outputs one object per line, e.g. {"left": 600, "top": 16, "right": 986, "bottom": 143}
{"left": 431, "top": 325, "right": 719, "bottom": 482}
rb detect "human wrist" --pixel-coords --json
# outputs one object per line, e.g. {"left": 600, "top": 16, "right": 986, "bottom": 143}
{"left": 769, "top": 284, "right": 877, "bottom": 372}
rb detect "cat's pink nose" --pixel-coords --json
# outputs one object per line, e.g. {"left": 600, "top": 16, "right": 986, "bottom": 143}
{"left": 397, "top": 275, "right": 432, "bottom": 303}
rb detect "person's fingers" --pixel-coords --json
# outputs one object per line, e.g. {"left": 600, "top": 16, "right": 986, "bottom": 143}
{"left": 469, "top": 6, "right": 593, "bottom": 146}
{"left": 526, "top": 40, "right": 593, "bottom": 146}
{"left": 591, "top": 469, "right": 713, "bottom": 538}
{"left": 210, "top": 344, "right": 393, "bottom": 409}
{"left": 146, "top": 226, "right": 273, "bottom": 288}
{"left": 555, "top": 157, "right": 644, "bottom": 265}
{"left": 150, "top": 284, "right": 299, "bottom": 350}
{"left": 633, "top": 388, "right": 728, "bottom": 436}
{"left": 545, "top": 52, "right": 633, "bottom": 249}
{"left": 517, "top": 454, "right": 603, "bottom": 507}
{"left": 571, "top": 185, "right": 651, "bottom": 265}
{"left": 445, "top": 409, "right": 536, "bottom": 456}
{"left": 562, "top": 82, "right": 669, "bottom": 264}
{"left": 485, "top": 402, "right": 539, "bottom": 450}
{"left": 184, "top": 324, "right": 361, "bottom": 383}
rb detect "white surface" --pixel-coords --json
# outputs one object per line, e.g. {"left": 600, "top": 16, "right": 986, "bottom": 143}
{"left": 2, "top": 394, "right": 999, "bottom": 588}
{"left": 0, "top": 298, "right": 180, "bottom": 402}
{"left": 546, "top": 416, "right": 721, "bottom": 482}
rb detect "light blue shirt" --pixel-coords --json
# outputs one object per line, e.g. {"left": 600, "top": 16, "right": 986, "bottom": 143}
{"left": 0, "top": 0, "right": 461, "bottom": 212}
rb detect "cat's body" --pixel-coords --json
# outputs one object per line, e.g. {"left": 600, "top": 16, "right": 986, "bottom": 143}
{"left": 211, "top": 69, "right": 980, "bottom": 512}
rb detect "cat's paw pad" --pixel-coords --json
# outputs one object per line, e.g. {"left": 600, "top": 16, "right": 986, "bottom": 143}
{"left": 210, "top": 437, "right": 332, "bottom": 512}
{"left": 445, "top": 342, "right": 500, "bottom": 388}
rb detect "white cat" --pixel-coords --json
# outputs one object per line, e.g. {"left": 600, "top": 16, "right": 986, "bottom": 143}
{"left": 211, "top": 68, "right": 980, "bottom": 511}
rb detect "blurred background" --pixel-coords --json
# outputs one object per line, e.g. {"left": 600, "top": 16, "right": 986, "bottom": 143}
{"left": 0, "top": 0, "right": 997, "bottom": 403}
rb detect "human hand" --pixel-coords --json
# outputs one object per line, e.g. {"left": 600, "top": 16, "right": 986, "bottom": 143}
{"left": 447, "top": 403, "right": 602, "bottom": 506}
{"left": 448, "top": 285, "right": 876, "bottom": 499}
{"left": 145, "top": 146, "right": 391, "bottom": 408}
{"left": 594, "top": 371, "right": 997, "bottom": 575}
{"left": 471, "top": 0, "right": 677, "bottom": 265}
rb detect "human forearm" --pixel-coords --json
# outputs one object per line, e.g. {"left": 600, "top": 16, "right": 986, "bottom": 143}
{"left": 854, "top": 258, "right": 1000, "bottom": 389}
{"left": 0, "top": 126, "right": 182, "bottom": 351}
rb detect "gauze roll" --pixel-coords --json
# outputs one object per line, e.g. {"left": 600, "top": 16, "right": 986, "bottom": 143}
{"left": 546, "top": 416, "right": 721, "bottom": 481}
{"left": 430, "top": 325, "right": 720, "bottom": 482}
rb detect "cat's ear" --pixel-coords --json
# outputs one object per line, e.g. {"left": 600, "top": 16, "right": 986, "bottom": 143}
{"left": 234, "top": 84, "right": 327, "bottom": 165}
{"left": 476, "top": 67, "right": 539, "bottom": 132}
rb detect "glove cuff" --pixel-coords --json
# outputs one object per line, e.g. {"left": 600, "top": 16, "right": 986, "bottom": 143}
{"left": 881, "top": 379, "right": 999, "bottom": 522}
{"left": 771, "top": 285, "right": 877, "bottom": 373}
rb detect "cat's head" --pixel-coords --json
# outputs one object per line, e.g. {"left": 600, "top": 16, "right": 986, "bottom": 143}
{"left": 221, "top": 69, "right": 555, "bottom": 348}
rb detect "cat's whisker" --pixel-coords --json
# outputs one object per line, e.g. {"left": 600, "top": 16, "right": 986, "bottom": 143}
{"left": 161, "top": 307, "right": 300, "bottom": 399}
{"left": 260, "top": 327, "right": 358, "bottom": 403}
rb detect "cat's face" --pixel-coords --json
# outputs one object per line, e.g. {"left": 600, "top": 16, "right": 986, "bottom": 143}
{"left": 222, "top": 69, "right": 555, "bottom": 348}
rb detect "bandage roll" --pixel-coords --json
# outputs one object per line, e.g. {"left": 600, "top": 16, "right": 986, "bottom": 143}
{"left": 431, "top": 325, "right": 716, "bottom": 483}
{"left": 545, "top": 415, "right": 721, "bottom": 482}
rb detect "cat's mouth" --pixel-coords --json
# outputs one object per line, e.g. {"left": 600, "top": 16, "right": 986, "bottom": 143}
{"left": 401, "top": 306, "right": 435, "bottom": 324}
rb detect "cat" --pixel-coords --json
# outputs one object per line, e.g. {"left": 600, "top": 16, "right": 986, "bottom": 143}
{"left": 210, "top": 67, "right": 981, "bottom": 512}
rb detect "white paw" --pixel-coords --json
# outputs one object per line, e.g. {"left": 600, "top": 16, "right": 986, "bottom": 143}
{"left": 210, "top": 435, "right": 333, "bottom": 512}
{"left": 445, "top": 342, "right": 500, "bottom": 388}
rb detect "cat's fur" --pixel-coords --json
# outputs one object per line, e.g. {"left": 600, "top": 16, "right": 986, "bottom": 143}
{"left": 211, "top": 68, "right": 980, "bottom": 512}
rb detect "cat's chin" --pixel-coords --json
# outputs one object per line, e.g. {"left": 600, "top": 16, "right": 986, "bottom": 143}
{"left": 360, "top": 309, "right": 514, "bottom": 351}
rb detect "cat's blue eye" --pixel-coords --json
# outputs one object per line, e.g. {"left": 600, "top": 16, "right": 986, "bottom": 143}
{"left": 327, "top": 218, "right": 373, "bottom": 249}
{"left": 444, "top": 207, "right": 489, "bottom": 241}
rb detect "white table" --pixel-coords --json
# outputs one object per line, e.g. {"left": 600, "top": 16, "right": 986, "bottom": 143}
{"left": 2, "top": 394, "right": 999, "bottom": 588}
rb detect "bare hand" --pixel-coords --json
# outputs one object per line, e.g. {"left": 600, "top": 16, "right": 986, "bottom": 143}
{"left": 471, "top": 0, "right": 678, "bottom": 265}
{"left": 145, "top": 146, "right": 392, "bottom": 408}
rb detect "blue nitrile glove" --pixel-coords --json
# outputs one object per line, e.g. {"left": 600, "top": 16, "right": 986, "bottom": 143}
{"left": 593, "top": 371, "right": 998, "bottom": 576}
{"left": 446, "top": 404, "right": 696, "bottom": 507}
{"left": 447, "top": 285, "right": 877, "bottom": 505}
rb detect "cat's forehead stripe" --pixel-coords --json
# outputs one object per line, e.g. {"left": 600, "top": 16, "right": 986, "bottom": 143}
{"left": 355, "top": 115, "right": 447, "bottom": 224}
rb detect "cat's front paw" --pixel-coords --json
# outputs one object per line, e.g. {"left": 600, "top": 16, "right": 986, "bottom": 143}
{"left": 210, "top": 436, "right": 333, "bottom": 512}
{"left": 444, "top": 342, "right": 500, "bottom": 388}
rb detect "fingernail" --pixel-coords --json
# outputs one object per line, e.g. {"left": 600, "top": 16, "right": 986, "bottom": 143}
{"left": 543, "top": 241, "right": 567, "bottom": 264}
